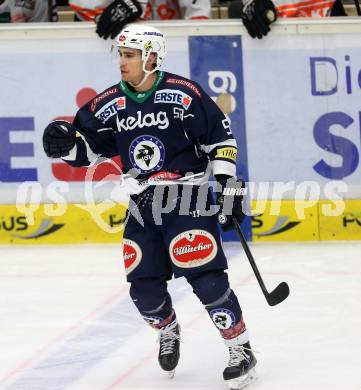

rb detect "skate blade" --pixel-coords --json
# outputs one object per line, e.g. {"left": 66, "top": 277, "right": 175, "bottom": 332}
{"left": 166, "top": 369, "right": 175, "bottom": 379}
{"left": 227, "top": 368, "right": 257, "bottom": 390}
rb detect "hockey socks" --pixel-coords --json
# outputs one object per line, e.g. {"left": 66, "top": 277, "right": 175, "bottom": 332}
{"left": 206, "top": 289, "right": 245, "bottom": 339}
{"left": 205, "top": 288, "right": 257, "bottom": 388}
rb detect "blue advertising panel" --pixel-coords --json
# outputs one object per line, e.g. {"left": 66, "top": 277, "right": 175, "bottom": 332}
{"left": 189, "top": 36, "right": 252, "bottom": 241}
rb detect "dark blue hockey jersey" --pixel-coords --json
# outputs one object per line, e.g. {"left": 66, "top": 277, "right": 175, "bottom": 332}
{"left": 63, "top": 71, "right": 237, "bottom": 194}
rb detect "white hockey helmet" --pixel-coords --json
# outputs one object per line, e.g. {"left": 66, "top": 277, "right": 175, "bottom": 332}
{"left": 115, "top": 24, "right": 166, "bottom": 74}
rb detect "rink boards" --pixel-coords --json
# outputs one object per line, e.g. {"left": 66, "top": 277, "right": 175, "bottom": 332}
{"left": 0, "top": 203, "right": 127, "bottom": 244}
{"left": 1, "top": 20, "right": 361, "bottom": 243}
{"left": 0, "top": 200, "right": 360, "bottom": 243}
{"left": 251, "top": 199, "right": 361, "bottom": 241}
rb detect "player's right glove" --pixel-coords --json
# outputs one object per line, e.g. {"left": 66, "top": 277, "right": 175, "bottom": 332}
{"left": 43, "top": 120, "right": 76, "bottom": 158}
{"left": 241, "top": 0, "right": 277, "bottom": 39}
{"left": 96, "top": 0, "right": 142, "bottom": 40}
{"left": 215, "top": 175, "right": 247, "bottom": 231}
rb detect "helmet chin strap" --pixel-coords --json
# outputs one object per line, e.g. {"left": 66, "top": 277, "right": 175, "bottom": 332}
{"left": 129, "top": 69, "right": 153, "bottom": 89}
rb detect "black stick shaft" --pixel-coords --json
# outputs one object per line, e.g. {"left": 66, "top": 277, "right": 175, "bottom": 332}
{"left": 232, "top": 217, "right": 269, "bottom": 293}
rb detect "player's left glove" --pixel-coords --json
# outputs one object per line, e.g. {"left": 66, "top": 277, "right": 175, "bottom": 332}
{"left": 215, "top": 175, "right": 247, "bottom": 231}
{"left": 241, "top": 0, "right": 277, "bottom": 39}
{"left": 96, "top": 0, "right": 142, "bottom": 40}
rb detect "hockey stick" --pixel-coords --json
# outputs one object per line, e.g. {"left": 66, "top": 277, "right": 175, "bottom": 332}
{"left": 232, "top": 217, "right": 290, "bottom": 306}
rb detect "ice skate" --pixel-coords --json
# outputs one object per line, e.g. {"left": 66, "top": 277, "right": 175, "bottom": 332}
{"left": 223, "top": 341, "right": 257, "bottom": 390}
{"left": 157, "top": 317, "right": 181, "bottom": 378}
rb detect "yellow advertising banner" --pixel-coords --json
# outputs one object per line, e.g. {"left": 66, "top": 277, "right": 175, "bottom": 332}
{"left": 319, "top": 200, "right": 361, "bottom": 240}
{"left": 251, "top": 200, "right": 319, "bottom": 242}
{"left": 0, "top": 204, "right": 127, "bottom": 244}
{"left": 2, "top": 200, "right": 361, "bottom": 244}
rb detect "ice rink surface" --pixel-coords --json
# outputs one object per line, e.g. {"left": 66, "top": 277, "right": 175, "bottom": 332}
{"left": 0, "top": 241, "right": 360, "bottom": 390}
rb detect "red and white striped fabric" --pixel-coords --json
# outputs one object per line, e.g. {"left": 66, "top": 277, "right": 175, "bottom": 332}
{"left": 68, "top": 0, "right": 112, "bottom": 21}
{"left": 274, "top": 0, "right": 336, "bottom": 17}
{"left": 141, "top": 0, "right": 210, "bottom": 20}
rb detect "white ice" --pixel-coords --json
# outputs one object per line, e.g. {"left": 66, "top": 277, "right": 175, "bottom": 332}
{"left": 0, "top": 242, "right": 360, "bottom": 390}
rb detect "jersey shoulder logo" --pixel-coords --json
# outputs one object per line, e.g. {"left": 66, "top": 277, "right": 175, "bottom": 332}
{"left": 165, "top": 78, "right": 201, "bottom": 97}
{"left": 95, "top": 97, "right": 126, "bottom": 123}
{"left": 90, "top": 87, "right": 118, "bottom": 112}
{"left": 154, "top": 89, "right": 192, "bottom": 110}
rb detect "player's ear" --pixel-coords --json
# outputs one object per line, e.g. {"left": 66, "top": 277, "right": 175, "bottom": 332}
{"left": 145, "top": 53, "right": 157, "bottom": 70}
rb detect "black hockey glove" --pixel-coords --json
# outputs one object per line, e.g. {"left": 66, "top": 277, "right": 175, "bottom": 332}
{"left": 43, "top": 120, "right": 76, "bottom": 158}
{"left": 215, "top": 175, "right": 247, "bottom": 231}
{"left": 241, "top": 0, "right": 277, "bottom": 39}
{"left": 96, "top": 0, "right": 142, "bottom": 40}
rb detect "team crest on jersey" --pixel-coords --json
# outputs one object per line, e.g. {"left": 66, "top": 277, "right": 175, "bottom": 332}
{"left": 169, "top": 229, "right": 217, "bottom": 268}
{"left": 154, "top": 89, "right": 193, "bottom": 110}
{"left": 123, "top": 239, "right": 142, "bottom": 274}
{"left": 210, "top": 308, "right": 235, "bottom": 330}
{"left": 129, "top": 135, "right": 165, "bottom": 173}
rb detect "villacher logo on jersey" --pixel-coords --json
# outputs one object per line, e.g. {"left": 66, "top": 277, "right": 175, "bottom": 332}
{"left": 116, "top": 111, "right": 169, "bottom": 132}
{"left": 169, "top": 229, "right": 217, "bottom": 268}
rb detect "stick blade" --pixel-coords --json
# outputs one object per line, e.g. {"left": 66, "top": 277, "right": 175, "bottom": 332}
{"left": 266, "top": 282, "right": 290, "bottom": 306}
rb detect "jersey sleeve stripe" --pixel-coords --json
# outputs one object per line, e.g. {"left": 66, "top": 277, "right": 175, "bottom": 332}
{"left": 211, "top": 160, "right": 236, "bottom": 177}
{"left": 199, "top": 139, "right": 237, "bottom": 154}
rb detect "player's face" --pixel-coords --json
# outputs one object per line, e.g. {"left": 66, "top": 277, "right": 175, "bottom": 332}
{"left": 118, "top": 48, "right": 157, "bottom": 85}
{"left": 119, "top": 48, "right": 144, "bottom": 84}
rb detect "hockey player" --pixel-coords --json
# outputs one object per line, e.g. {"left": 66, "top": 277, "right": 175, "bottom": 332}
{"left": 42, "top": 24, "right": 256, "bottom": 389}
{"left": 69, "top": 0, "right": 210, "bottom": 39}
